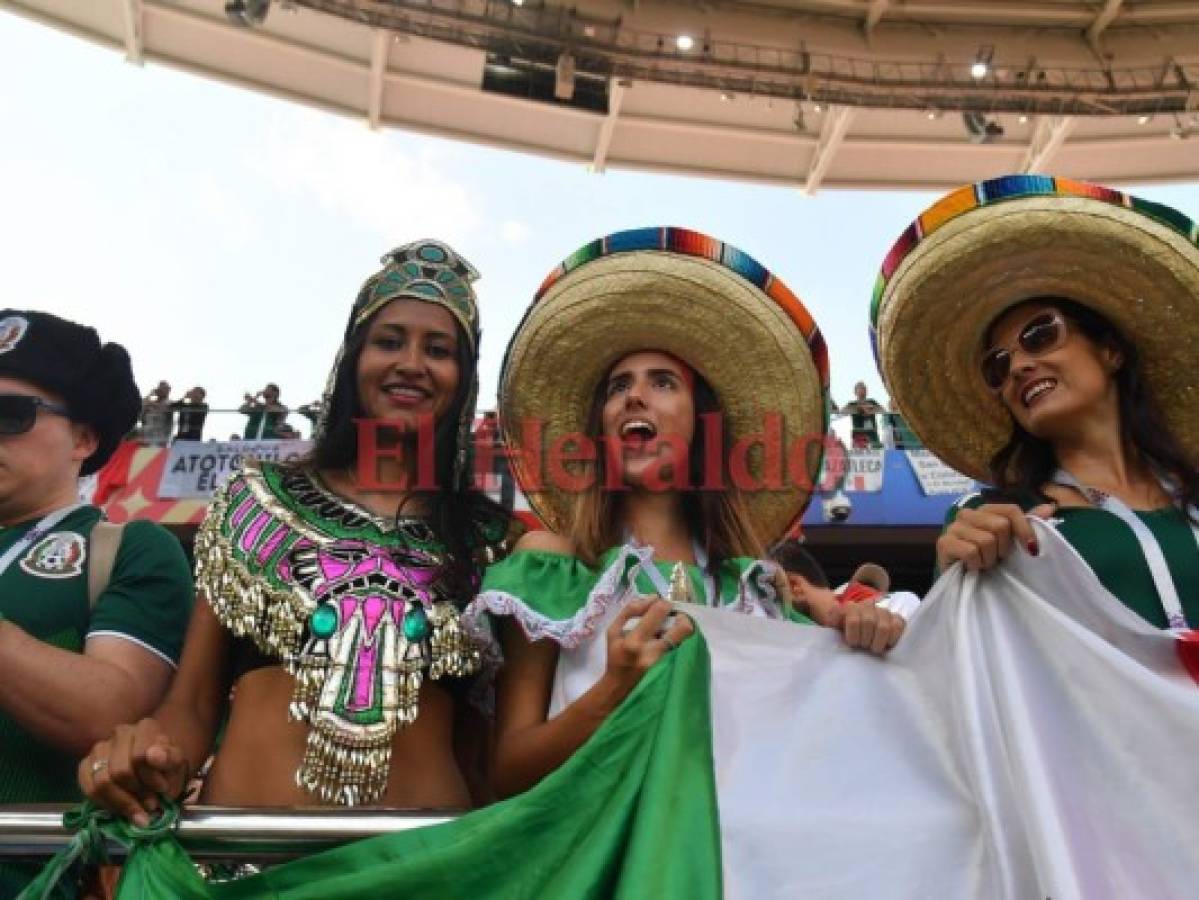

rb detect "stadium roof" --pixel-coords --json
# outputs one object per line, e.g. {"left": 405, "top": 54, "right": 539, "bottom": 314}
{"left": 7, "top": 0, "right": 1199, "bottom": 190}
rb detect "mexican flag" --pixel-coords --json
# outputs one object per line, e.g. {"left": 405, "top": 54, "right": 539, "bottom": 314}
{"left": 25, "top": 523, "right": 1199, "bottom": 899}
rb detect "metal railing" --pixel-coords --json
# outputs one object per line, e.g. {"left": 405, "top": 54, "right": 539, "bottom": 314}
{"left": 0, "top": 805, "right": 456, "bottom": 862}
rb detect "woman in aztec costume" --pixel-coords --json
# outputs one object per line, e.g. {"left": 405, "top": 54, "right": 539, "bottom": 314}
{"left": 475, "top": 227, "right": 907, "bottom": 796}
{"left": 78, "top": 240, "right": 516, "bottom": 817}
{"left": 872, "top": 175, "right": 1198, "bottom": 632}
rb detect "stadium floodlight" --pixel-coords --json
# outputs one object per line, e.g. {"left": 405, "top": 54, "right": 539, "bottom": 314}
{"left": 970, "top": 46, "right": 994, "bottom": 79}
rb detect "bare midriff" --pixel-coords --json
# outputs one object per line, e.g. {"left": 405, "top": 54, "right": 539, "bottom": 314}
{"left": 200, "top": 666, "right": 471, "bottom": 810}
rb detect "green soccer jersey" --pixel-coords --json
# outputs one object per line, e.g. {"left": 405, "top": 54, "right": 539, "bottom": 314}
{"left": 947, "top": 494, "right": 1199, "bottom": 629}
{"left": 0, "top": 505, "right": 194, "bottom": 895}
{"left": 0, "top": 506, "right": 194, "bottom": 801}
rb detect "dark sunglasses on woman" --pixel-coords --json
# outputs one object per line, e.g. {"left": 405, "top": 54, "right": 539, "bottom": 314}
{"left": 980, "top": 311, "right": 1069, "bottom": 391}
{"left": 0, "top": 394, "right": 73, "bottom": 436}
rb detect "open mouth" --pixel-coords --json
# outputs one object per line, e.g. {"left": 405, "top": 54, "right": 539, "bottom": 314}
{"left": 382, "top": 383, "right": 431, "bottom": 403}
{"left": 1021, "top": 378, "right": 1057, "bottom": 408}
{"left": 619, "top": 418, "right": 658, "bottom": 446}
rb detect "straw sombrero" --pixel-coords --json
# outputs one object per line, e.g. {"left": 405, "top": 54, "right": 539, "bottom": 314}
{"left": 499, "top": 227, "right": 830, "bottom": 544}
{"left": 871, "top": 174, "right": 1199, "bottom": 483}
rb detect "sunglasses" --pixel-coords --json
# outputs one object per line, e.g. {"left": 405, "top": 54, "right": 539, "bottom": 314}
{"left": 0, "top": 394, "right": 73, "bottom": 436}
{"left": 980, "top": 312, "right": 1069, "bottom": 392}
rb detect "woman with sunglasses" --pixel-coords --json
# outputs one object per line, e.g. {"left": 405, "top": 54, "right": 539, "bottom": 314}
{"left": 77, "top": 242, "right": 517, "bottom": 827}
{"left": 870, "top": 176, "right": 1198, "bottom": 631}
{"left": 473, "top": 229, "right": 905, "bottom": 798}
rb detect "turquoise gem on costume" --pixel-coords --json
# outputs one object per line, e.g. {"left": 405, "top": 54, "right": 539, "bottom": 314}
{"left": 402, "top": 605, "right": 430, "bottom": 641}
{"left": 418, "top": 244, "right": 448, "bottom": 263}
{"left": 310, "top": 603, "right": 339, "bottom": 639}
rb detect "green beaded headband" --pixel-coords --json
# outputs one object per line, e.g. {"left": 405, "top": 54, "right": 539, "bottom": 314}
{"left": 351, "top": 240, "right": 481, "bottom": 349}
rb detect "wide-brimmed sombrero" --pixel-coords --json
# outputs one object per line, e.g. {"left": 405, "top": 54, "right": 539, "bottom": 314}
{"left": 499, "top": 227, "right": 830, "bottom": 544}
{"left": 871, "top": 174, "right": 1199, "bottom": 482}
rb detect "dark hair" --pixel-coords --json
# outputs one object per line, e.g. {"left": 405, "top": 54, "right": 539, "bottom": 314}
{"left": 305, "top": 303, "right": 512, "bottom": 604}
{"left": 768, "top": 539, "right": 829, "bottom": 588}
{"left": 986, "top": 297, "right": 1199, "bottom": 518}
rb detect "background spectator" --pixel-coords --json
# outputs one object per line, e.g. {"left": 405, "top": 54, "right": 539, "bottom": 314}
{"left": 139, "top": 380, "right": 173, "bottom": 446}
{"left": 475, "top": 409, "right": 500, "bottom": 445}
{"left": 239, "top": 382, "right": 288, "bottom": 440}
{"left": 769, "top": 538, "right": 831, "bottom": 589}
{"left": 297, "top": 399, "right": 324, "bottom": 425}
{"left": 839, "top": 381, "right": 884, "bottom": 448}
{"left": 171, "top": 386, "right": 209, "bottom": 442}
{"left": 275, "top": 421, "right": 301, "bottom": 440}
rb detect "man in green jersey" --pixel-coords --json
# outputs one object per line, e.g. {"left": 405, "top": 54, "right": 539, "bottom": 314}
{"left": 0, "top": 311, "right": 193, "bottom": 895}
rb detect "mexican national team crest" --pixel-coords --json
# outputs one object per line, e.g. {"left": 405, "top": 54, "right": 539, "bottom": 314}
{"left": 20, "top": 531, "right": 87, "bottom": 579}
{"left": 0, "top": 316, "right": 29, "bottom": 356}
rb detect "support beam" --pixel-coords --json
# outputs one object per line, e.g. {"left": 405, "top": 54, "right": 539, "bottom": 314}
{"left": 119, "top": 0, "right": 143, "bottom": 65}
{"left": 592, "top": 78, "right": 626, "bottom": 173}
{"left": 367, "top": 28, "right": 390, "bottom": 130}
{"left": 1086, "top": 0, "right": 1123, "bottom": 52}
{"left": 863, "top": 0, "right": 892, "bottom": 39}
{"left": 1019, "top": 115, "right": 1075, "bottom": 173}
{"left": 803, "top": 105, "right": 855, "bottom": 196}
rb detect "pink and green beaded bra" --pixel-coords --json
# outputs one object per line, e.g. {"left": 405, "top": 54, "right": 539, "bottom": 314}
{"left": 194, "top": 460, "right": 495, "bottom": 805}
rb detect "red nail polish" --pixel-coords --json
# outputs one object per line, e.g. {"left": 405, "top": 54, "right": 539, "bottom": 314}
{"left": 1026, "top": 540, "right": 1039, "bottom": 557}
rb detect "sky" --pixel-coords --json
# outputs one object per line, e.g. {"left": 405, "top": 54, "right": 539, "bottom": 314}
{"left": 3, "top": 10, "right": 1199, "bottom": 439}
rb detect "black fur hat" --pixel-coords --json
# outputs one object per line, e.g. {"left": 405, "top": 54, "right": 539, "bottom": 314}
{"left": 0, "top": 310, "right": 141, "bottom": 476}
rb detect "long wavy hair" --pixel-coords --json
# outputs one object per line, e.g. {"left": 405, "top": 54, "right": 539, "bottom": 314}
{"left": 986, "top": 297, "right": 1198, "bottom": 519}
{"left": 305, "top": 301, "right": 512, "bottom": 603}
{"left": 568, "top": 364, "right": 762, "bottom": 572}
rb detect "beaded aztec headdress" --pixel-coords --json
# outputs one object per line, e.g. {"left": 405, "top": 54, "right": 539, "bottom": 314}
{"left": 315, "top": 240, "right": 482, "bottom": 489}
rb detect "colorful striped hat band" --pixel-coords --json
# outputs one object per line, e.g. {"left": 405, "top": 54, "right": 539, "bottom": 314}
{"left": 527, "top": 226, "right": 830, "bottom": 390}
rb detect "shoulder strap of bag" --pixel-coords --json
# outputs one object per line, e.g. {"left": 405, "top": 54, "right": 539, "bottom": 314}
{"left": 87, "top": 522, "right": 126, "bottom": 608}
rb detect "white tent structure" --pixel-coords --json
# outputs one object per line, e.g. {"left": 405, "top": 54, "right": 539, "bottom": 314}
{"left": 4, "top": 0, "right": 1199, "bottom": 191}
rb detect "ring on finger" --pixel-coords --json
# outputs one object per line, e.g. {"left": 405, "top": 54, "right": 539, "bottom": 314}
{"left": 91, "top": 759, "right": 109, "bottom": 774}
